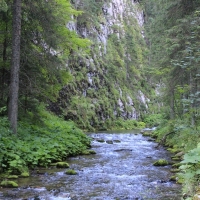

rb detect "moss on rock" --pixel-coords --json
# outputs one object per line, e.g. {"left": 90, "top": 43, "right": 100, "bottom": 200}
{"left": 167, "top": 148, "right": 181, "bottom": 154}
{"left": 171, "top": 156, "right": 182, "bottom": 161}
{"left": 176, "top": 177, "right": 184, "bottom": 184}
{"left": 20, "top": 172, "right": 30, "bottom": 178}
{"left": 169, "top": 176, "right": 177, "bottom": 181}
{"left": 81, "top": 149, "right": 96, "bottom": 155}
{"left": 153, "top": 159, "right": 168, "bottom": 166}
{"left": 170, "top": 168, "right": 181, "bottom": 173}
{"left": 174, "top": 151, "right": 184, "bottom": 157}
{"left": 56, "top": 162, "right": 69, "bottom": 168}
{"left": 7, "top": 175, "right": 18, "bottom": 179}
{"left": 142, "top": 132, "right": 152, "bottom": 136}
{"left": 65, "top": 169, "right": 77, "bottom": 175}
{"left": 0, "top": 180, "right": 18, "bottom": 188}
{"left": 172, "top": 163, "right": 182, "bottom": 168}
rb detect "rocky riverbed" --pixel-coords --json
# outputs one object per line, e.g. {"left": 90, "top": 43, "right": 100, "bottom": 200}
{"left": 0, "top": 130, "right": 182, "bottom": 199}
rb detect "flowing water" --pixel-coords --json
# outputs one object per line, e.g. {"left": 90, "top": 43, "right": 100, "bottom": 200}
{"left": 0, "top": 130, "right": 182, "bottom": 200}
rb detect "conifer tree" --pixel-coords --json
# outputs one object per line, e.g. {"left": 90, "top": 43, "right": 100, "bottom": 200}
{"left": 8, "top": 0, "right": 22, "bottom": 133}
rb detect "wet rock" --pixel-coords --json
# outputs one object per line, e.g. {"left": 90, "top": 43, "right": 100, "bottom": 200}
{"left": 153, "top": 159, "right": 168, "bottom": 166}
{"left": 81, "top": 149, "right": 96, "bottom": 155}
{"left": 147, "top": 138, "right": 155, "bottom": 142}
{"left": 0, "top": 180, "right": 18, "bottom": 188}
{"left": 171, "top": 156, "right": 182, "bottom": 161}
{"left": 56, "top": 162, "right": 69, "bottom": 168}
{"left": 106, "top": 140, "right": 113, "bottom": 144}
{"left": 172, "top": 162, "right": 182, "bottom": 168}
{"left": 167, "top": 148, "right": 181, "bottom": 154}
{"left": 33, "top": 196, "right": 41, "bottom": 200}
{"left": 146, "top": 156, "right": 152, "bottom": 158}
{"left": 169, "top": 176, "right": 177, "bottom": 181}
{"left": 65, "top": 169, "right": 77, "bottom": 175}
{"left": 113, "top": 140, "right": 121, "bottom": 143}
{"left": 170, "top": 168, "right": 180, "bottom": 173}
{"left": 20, "top": 172, "right": 30, "bottom": 178}
{"left": 114, "top": 149, "right": 132, "bottom": 152}
{"left": 96, "top": 139, "right": 105, "bottom": 143}
{"left": 142, "top": 131, "right": 152, "bottom": 136}
{"left": 175, "top": 151, "right": 184, "bottom": 157}
{"left": 36, "top": 170, "right": 47, "bottom": 175}
{"left": 50, "top": 188, "right": 60, "bottom": 196}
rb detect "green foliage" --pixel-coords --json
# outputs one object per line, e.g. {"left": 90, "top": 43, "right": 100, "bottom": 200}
{"left": 143, "top": 0, "right": 200, "bottom": 197}
{"left": 0, "top": 0, "right": 8, "bottom": 12}
{"left": 152, "top": 118, "right": 200, "bottom": 196}
{"left": 0, "top": 107, "right": 91, "bottom": 173}
{"left": 110, "top": 118, "right": 145, "bottom": 130}
{"left": 143, "top": 114, "right": 163, "bottom": 127}
{"left": 0, "top": 0, "right": 90, "bottom": 122}
{"left": 0, "top": 180, "right": 18, "bottom": 188}
{"left": 179, "top": 145, "right": 200, "bottom": 195}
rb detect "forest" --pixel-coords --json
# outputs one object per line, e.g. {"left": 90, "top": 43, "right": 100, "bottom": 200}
{"left": 143, "top": 0, "right": 200, "bottom": 198}
{"left": 0, "top": 0, "right": 200, "bottom": 199}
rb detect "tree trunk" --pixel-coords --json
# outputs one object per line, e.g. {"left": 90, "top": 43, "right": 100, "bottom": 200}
{"left": 8, "top": 0, "right": 22, "bottom": 134}
{"left": 170, "top": 87, "right": 175, "bottom": 120}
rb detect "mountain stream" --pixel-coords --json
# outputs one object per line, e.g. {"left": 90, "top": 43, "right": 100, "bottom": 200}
{"left": 0, "top": 130, "right": 182, "bottom": 200}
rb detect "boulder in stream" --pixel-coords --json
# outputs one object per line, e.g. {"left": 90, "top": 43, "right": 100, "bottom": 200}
{"left": 81, "top": 149, "right": 96, "bottom": 155}
{"left": 142, "top": 131, "right": 152, "bottom": 136}
{"left": 106, "top": 140, "right": 113, "bottom": 144}
{"left": 65, "top": 169, "right": 77, "bottom": 175}
{"left": 56, "top": 162, "right": 69, "bottom": 168}
{"left": 153, "top": 159, "right": 168, "bottom": 166}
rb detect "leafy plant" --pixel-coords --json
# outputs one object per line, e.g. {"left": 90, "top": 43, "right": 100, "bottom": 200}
{"left": 0, "top": 108, "right": 91, "bottom": 173}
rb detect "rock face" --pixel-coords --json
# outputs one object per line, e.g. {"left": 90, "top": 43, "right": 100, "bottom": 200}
{"left": 50, "top": 0, "right": 149, "bottom": 130}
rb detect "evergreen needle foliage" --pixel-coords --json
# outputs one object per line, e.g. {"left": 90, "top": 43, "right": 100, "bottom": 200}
{"left": 143, "top": 0, "right": 200, "bottom": 196}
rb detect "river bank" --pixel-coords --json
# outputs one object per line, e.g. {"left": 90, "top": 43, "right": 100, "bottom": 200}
{"left": 0, "top": 130, "right": 182, "bottom": 200}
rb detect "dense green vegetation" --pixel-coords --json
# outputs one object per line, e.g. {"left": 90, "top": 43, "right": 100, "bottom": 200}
{"left": 0, "top": 0, "right": 147, "bottom": 176}
{"left": 51, "top": 1, "right": 150, "bottom": 130}
{"left": 4, "top": 0, "right": 200, "bottom": 197}
{"left": 0, "top": 107, "right": 91, "bottom": 175}
{"left": 143, "top": 0, "right": 200, "bottom": 198}
{"left": 0, "top": 0, "right": 91, "bottom": 174}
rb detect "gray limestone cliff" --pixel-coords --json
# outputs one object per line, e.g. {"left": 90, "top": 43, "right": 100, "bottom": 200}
{"left": 50, "top": 0, "right": 149, "bottom": 130}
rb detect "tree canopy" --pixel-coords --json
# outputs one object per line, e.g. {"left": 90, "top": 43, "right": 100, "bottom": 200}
{"left": 0, "top": 0, "right": 90, "bottom": 132}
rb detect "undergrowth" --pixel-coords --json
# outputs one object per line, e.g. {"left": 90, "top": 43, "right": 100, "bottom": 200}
{"left": 151, "top": 118, "right": 200, "bottom": 198}
{"left": 0, "top": 108, "right": 91, "bottom": 175}
{"left": 109, "top": 118, "right": 145, "bottom": 130}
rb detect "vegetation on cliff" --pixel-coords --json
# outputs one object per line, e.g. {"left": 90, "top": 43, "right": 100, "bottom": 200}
{"left": 50, "top": 0, "right": 150, "bottom": 131}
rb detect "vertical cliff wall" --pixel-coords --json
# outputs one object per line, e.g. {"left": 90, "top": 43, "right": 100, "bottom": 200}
{"left": 50, "top": 0, "right": 149, "bottom": 130}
